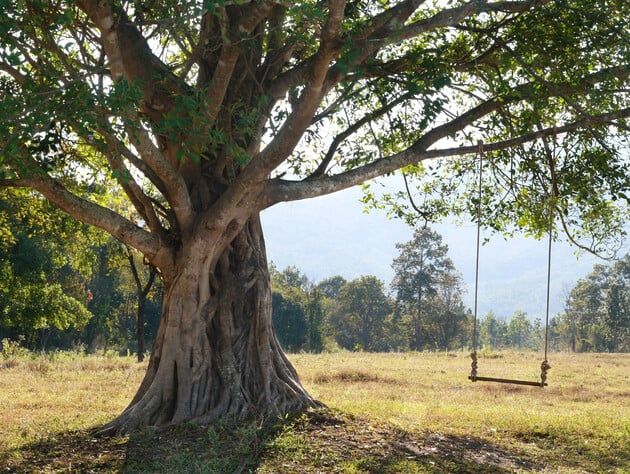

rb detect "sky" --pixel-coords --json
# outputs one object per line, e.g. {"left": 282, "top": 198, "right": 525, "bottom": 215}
{"left": 260, "top": 183, "right": 617, "bottom": 321}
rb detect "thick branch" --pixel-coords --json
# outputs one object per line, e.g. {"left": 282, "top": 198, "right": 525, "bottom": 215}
{"left": 80, "top": 0, "right": 194, "bottom": 234}
{"left": 265, "top": 106, "right": 630, "bottom": 204}
{"left": 0, "top": 179, "right": 31, "bottom": 187}
{"left": 194, "top": 2, "right": 349, "bottom": 233}
{"left": 354, "top": 0, "right": 427, "bottom": 40}
{"left": 80, "top": 0, "right": 186, "bottom": 124}
{"left": 0, "top": 61, "right": 26, "bottom": 85}
{"left": 124, "top": 115, "right": 195, "bottom": 234}
{"left": 102, "top": 150, "right": 165, "bottom": 236}
{"left": 263, "top": 63, "right": 630, "bottom": 205}
{"left": 25, "top": 172, "right": 161, "bottom": 259}
{"left": 79, "top": 0, "right": 125, "bottom": 81}
{"left": 199, "top": 4, "right": 273, "bottom": 129}
{"left": 399, "top": 0, "right": 552, "bottom": 43}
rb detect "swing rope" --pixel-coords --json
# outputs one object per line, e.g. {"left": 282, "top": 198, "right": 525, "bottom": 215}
{"left": 469, "top": 141, "right": 551, "bottom": 387}
{"left": 470, "top": 141, "right": 484, "bottom": 382}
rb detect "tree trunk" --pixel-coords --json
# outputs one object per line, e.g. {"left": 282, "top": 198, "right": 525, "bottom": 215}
{"left": 100, "top": 216, "right": 320, "bottom": 435}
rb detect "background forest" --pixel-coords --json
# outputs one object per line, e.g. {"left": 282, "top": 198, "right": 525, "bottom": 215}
{"left": 1, "top": 191, "right": 628, "bottom": 357}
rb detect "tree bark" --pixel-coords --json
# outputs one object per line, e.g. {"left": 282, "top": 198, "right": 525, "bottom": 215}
{"left": 100, "top": 215, "right": 320, "bottom": 435}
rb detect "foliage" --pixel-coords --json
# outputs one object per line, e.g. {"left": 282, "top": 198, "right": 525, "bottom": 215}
{"left": 477, "top": 311, "right": 508, "bottom": 349}
{"left": 0, "top": 191, "right": 162, "bottom": 353}
{"left": 81, "top": 239, "right": 162, "bottom": 355}
{"left": 0, "top": 191, "right": 94, "bottom": 349}
{"left": 505, "top": 310, "right": 535, "bottom": 349}
{"left": 272, "top": 291, "right": 308, "bottom": 352}
{"left": 604, "top": 257, "right": 630, "bottom": 351}
{"left": 271, "top": 265, "right": 325, "bottom": 353}
{"left": 328, "top": 275, "right": 392, "bottom": 351}
{"left": 391, "top": 227, "right": 468, "bottom": 350}
{"left": 561, "top": 255, "right": 630, "bottom": 352}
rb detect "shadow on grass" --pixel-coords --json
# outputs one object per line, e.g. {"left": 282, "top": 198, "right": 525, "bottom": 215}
{"left": 2, "top": 409, "right": 624, "bottom": 473}
{"left": 0, "top": 429, "right": 127, "bottom": 473}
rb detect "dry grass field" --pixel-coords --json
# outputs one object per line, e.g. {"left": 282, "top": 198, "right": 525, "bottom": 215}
{"left": 0, "top": 350, "right": 628, "bottom": 473}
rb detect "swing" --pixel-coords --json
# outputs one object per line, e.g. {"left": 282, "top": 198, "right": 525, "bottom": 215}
{"left": 468, "top": 142, "right": 552, "bottom": 388}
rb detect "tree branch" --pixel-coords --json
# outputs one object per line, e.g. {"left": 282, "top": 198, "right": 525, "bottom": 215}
{"left": 123, "top": 114, "right": 195, "bottom": 234}
{"left": 198, "top": 4, "right": 273, "bottom": 130}
{"left": 102, "top": 149, "right": 165, "bottom": 236}
{"left": 412, "top": 65, "right": 630, "bottom": 152}
{"left": 0, "top": 179, "right": 32, "bottom": 188}
{"left": 240, "top": 0, "right": 347, "bottom": 181}
{"left": 195, "top": 1, "right": 349, "bottom": 231}
{"left": 265, "top": 106, "right": 630, "bottom": 204}
{"left": 399, "top": 0, "right": 552, "bottom": 43}
{"left": 22, "top": 168, "right": 161, "bottom": 259}
{"left": 307, "top": 90, "right": 417, "bottom": 179}
{"left": 0, "top": 61, "right": 26, "bottom": 86}
{"left": 353, "top": 0, "right": 427, "bottom": 40}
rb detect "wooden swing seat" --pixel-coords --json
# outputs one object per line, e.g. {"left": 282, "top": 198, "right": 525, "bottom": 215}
{"left": 468, "top": 375, "right": 547, "bottom": 387}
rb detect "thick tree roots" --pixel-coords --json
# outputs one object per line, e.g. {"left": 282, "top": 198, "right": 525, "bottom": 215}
{"left": 99, "top": 218, "right": 321, "bottom": 436}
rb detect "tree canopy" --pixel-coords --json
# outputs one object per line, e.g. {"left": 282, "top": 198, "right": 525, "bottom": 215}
{"left": 1, "top": 1, "right": 629, "bottom": 253}
{"left": 392, "top": 227, "right": 467, "bottom": 350}
{"left": 562, "top": 256, "right": 630, "bottom": 352}
{"left": 1, "top": 0, "right": 629, "bottom": 433}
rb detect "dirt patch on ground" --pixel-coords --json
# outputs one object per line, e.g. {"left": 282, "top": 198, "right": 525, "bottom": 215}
{"left": 312, "top": 369, "right": 400, "bottom": 385}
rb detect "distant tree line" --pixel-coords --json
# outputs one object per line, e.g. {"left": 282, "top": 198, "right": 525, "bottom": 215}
{"left": 1, "top": 192, "right": 628, "bottom": 355}
{"left": 271, "top": 228, "right": 630, "bottom": 354}
{"left": 0, "top": 191, "right": 161, "bottom": 357}
{"left": 555, "top": 257, "right": 630, "bottom": 352}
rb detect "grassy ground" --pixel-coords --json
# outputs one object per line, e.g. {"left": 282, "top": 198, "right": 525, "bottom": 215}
{"left": 0, "top": 350, "right": 628, "bottom": 473}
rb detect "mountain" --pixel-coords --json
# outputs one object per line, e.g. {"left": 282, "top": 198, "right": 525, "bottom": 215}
{"left": 261, "top": 186, "right": 610, "bottom": 320}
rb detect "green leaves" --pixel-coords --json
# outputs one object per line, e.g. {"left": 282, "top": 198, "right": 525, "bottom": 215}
{"left": 0, "top": 191, "right": 98, "bottom": 336}
{"left": 0, "top": 0, "right": 628, "bottom": 257}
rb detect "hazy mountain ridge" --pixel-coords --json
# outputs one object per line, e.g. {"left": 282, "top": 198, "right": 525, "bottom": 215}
{"left": 262, "top": 187, "right": 608, "bottom": 320}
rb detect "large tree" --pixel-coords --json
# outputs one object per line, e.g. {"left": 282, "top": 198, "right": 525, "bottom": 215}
{"left": 328, "top": 275, "right": 392, "bottom": 351}
{"left": 1, "top": 1, "right": 629, "bottom": 433}
{"left": 562, "top": 256, "right": 630, "bottom": 352}
{"left": 562, "top": 264, "right": 608, "bottom": 351}
{"left": 605, "top": 257, "right": 630, "bottom": 352}
{"left": 0, "top": 191, "right": 94, "bottom": 349}
{"left": 391, "top": 227, "right": 463, "bottom": 350}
